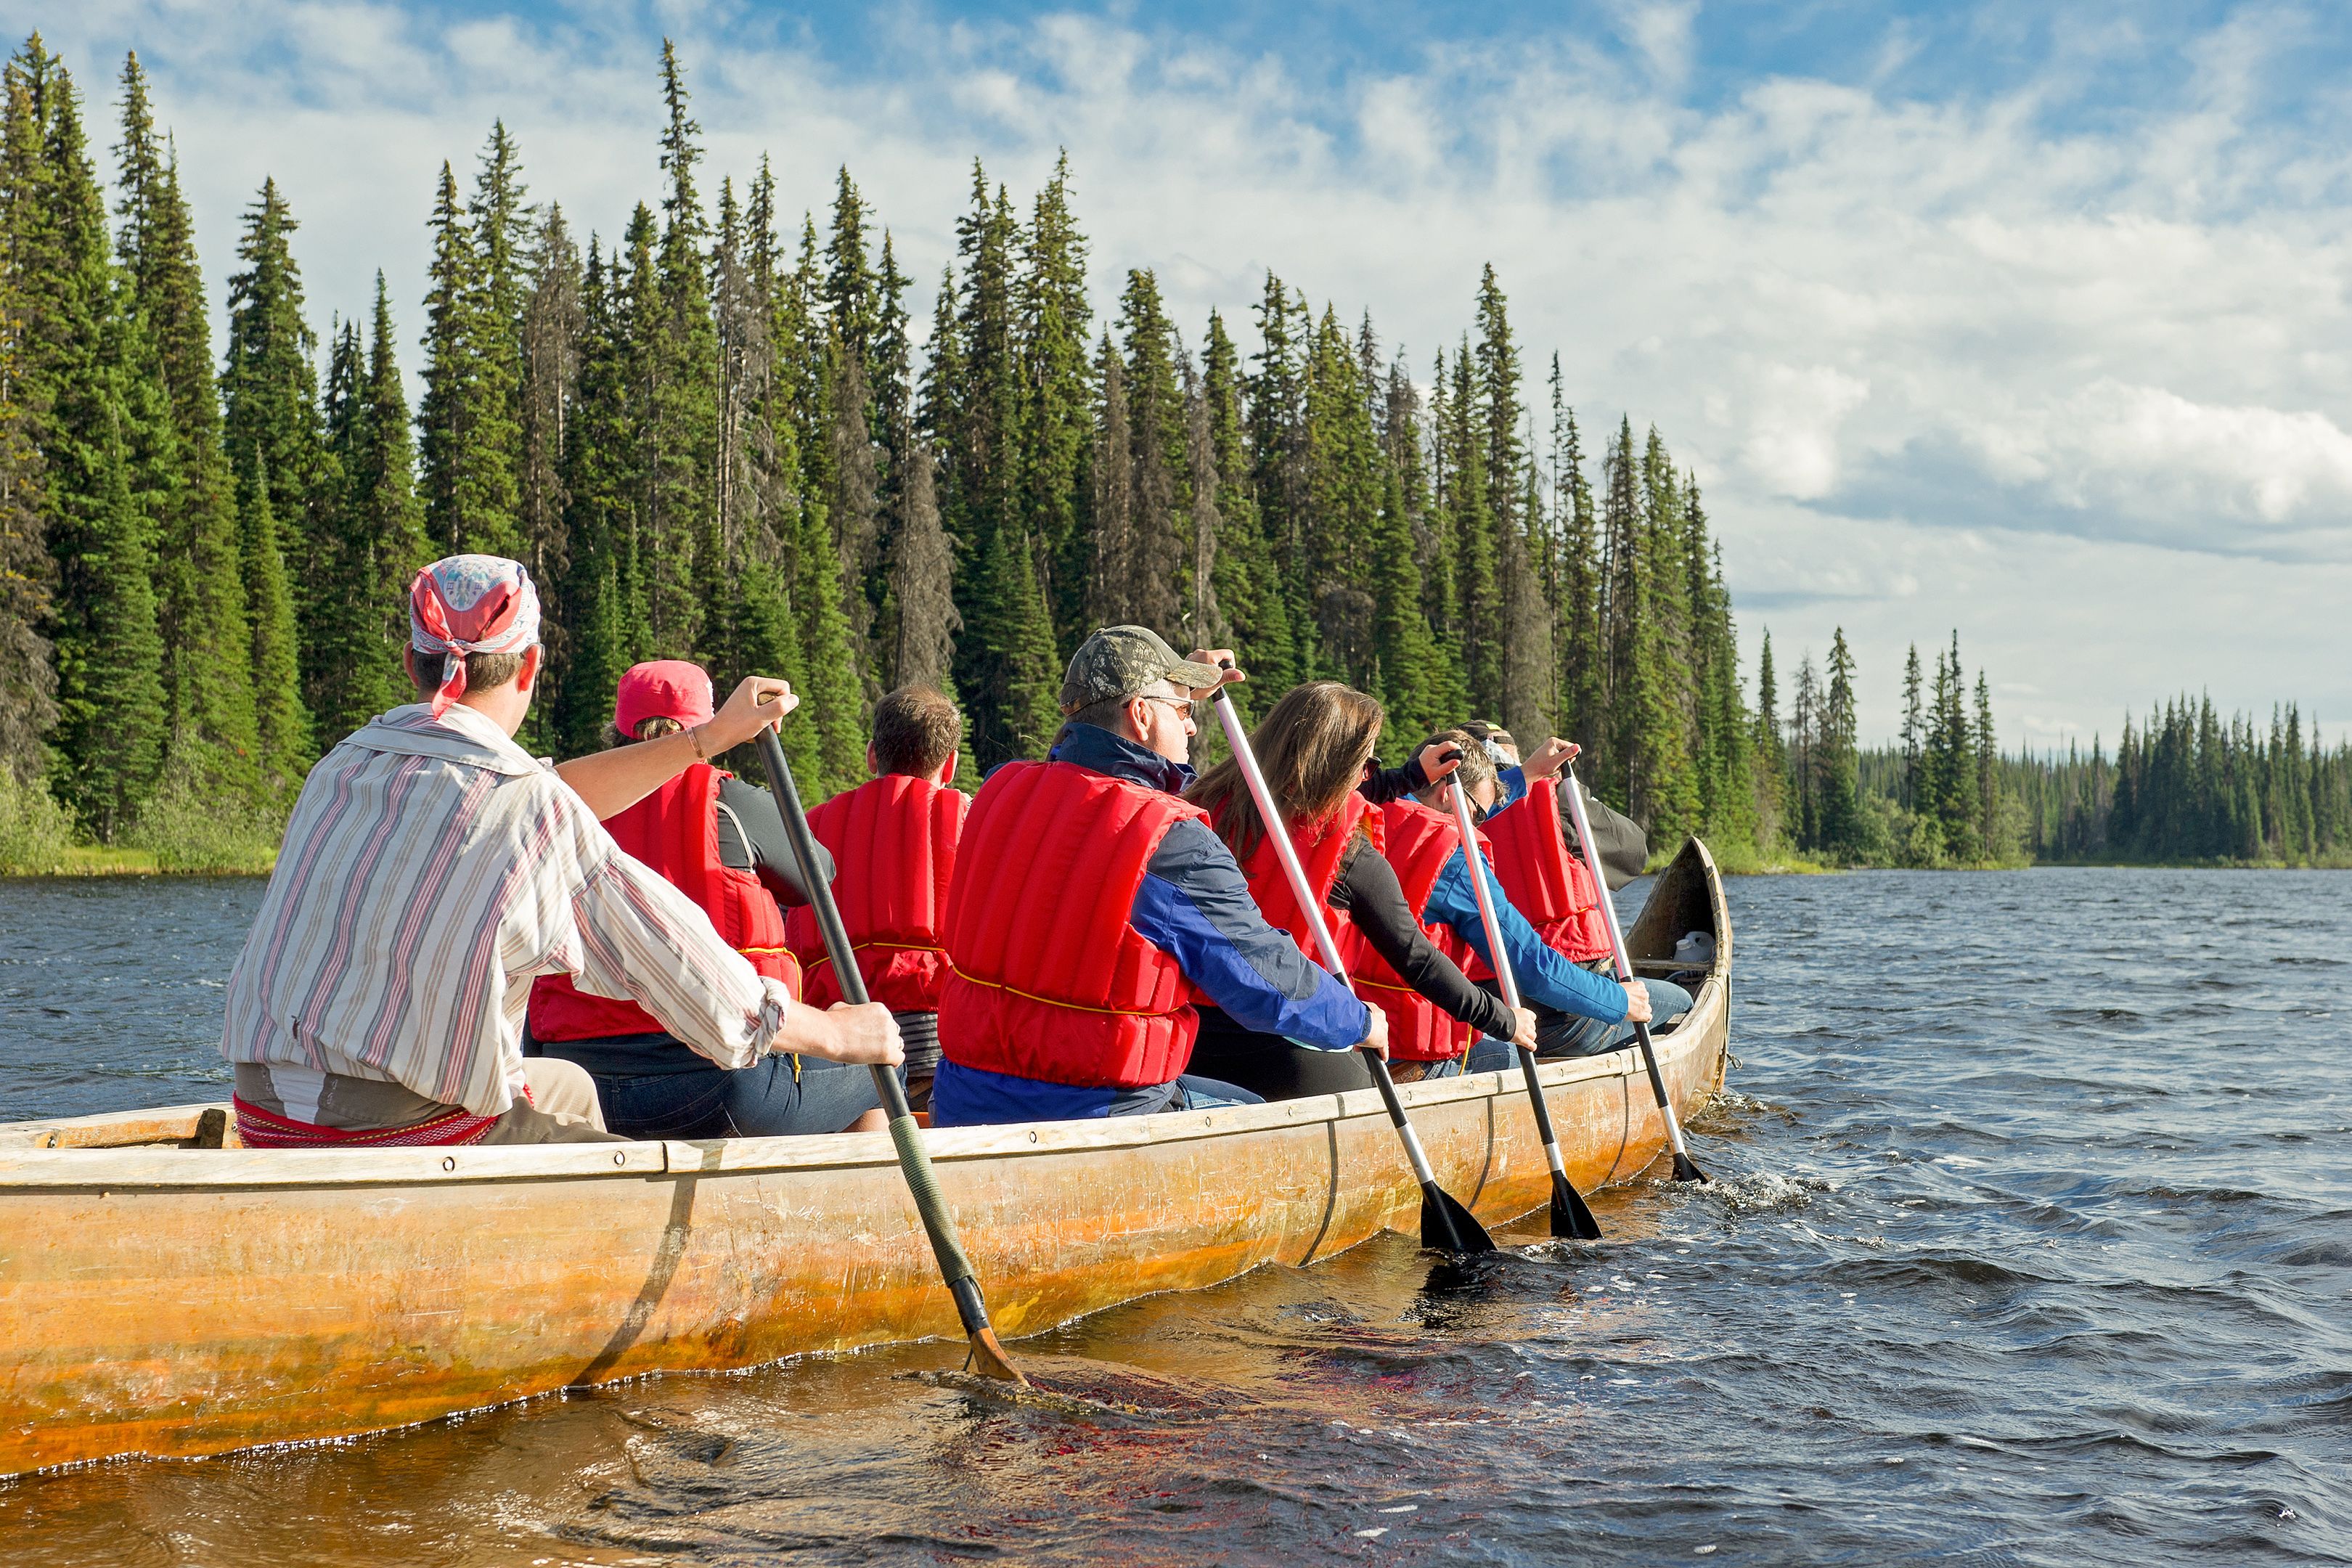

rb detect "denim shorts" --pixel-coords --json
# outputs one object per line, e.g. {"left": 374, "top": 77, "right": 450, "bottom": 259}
{"left": 589, "top": 1054, "right": 883, "bottom": 1139}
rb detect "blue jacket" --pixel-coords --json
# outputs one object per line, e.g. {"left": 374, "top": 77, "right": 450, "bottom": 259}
{"left": 931, "top": 724, "right": 1371, "bottom": 1124}
{"left": 1421, "top": 846, "right": 1628, "bottom": 1026}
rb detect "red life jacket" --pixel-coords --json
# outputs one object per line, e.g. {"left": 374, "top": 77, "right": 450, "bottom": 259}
{"left": 528, "top": 764, "right": 801, "bottom": 1043}
{"left": 1352, "top": 799, "right": 1485, "bottom": 1062}
{"left": 938, "top": 760, "right": 1206, "bottom": 1090}
{"left": 785, "top": 774, "right": 966, "bottom": 1011}
{"left": 1480, "top": 775, "right": 1614, "bottom": 965}
{"left": 1212, "top": 791, "right": 1376, "bottom": 965}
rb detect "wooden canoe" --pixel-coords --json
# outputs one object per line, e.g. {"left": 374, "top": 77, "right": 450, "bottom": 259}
{"left": 0, "top": 836, "right": 1732, "bottom": 1478}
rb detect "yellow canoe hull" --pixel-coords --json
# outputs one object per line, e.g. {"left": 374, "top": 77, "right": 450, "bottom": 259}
{"left": 0, "top": 838, "right": 1731, "bottom": 1477}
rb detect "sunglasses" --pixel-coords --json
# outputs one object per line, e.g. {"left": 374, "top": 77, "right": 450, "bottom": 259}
{"left": 1136, "top": 694, "right": 1196, "bottom": 722}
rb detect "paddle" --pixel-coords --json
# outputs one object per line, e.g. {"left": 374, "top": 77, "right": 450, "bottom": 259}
{"left": 1440, "top": 777, "right": 1605, "bottom": 1241}
{"left": 1206, "top": 669, "right": 1495, "bottom": 1256}
{"left": 752, "top": 716, "right": 1027, "bottom": 1383}
{"left": 1560, "top": 764, "right": 1707, "bottom": 1184}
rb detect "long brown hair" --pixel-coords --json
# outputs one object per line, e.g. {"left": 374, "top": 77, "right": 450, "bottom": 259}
{"left": 1186, "top": 682, "right": 1384, "bottom": 862}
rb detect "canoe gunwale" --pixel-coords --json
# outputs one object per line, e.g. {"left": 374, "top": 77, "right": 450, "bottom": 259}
{"left": 0, "top": 1039, "right": 1686, "bottom": 1193}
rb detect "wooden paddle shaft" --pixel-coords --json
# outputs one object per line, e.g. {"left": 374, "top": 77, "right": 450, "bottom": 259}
{"left": 1206, "top": 682, "right": 1441, "bottom": 1192}
{"left": 1446, "top": 781, "right": 1575, "bottom": 1183}
{"left": 753, "top": 723, "right": 1011, "bottom": 1355}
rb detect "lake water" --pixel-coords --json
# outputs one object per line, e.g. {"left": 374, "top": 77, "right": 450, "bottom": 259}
{"left": 1, "top": 869, "right": 2346, "bottom": 1564}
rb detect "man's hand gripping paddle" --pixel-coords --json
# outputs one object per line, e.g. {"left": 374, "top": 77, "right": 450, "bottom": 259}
{"left": 753, "top": 707, "right": 1026, "bottom": 1381}
{"left": 1441, "top": 778, "right": 1605, "bottom": 1240}
{"left": 1560, "top": 764, "right": 1707, "bottom": 1184}
{"left": 1207, "top": 666, "right": 1495, "bottom": 1256}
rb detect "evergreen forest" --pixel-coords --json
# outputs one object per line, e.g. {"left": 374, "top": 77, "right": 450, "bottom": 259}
{"left": 0, "top": 36, "right": 2341, "bottom": 874}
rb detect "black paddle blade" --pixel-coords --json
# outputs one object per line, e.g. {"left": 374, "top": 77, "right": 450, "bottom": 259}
{"left": 1671, "top": 1151, "right": 1710, "bottom": 1185}
{"left": 1550, "top": 1173, "right": 1604, "bottom": 1240}
{"left": 1420, "top": 1183, "right": 1498, "bottom": 1255}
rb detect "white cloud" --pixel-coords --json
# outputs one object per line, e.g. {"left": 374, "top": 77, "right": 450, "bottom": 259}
{"left": 26, "top": 1, "right": 2352, "bottom": 740}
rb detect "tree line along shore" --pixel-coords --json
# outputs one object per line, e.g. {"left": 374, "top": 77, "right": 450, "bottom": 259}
{"left": 0, "top": 36, "right": 2343, "bottom": 877}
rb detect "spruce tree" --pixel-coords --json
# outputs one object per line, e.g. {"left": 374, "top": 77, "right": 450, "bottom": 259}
{"left": 471, "top": 121, "right": 529, "bottom": 528}
{"left": 887, "top": 439, "right": 957, "bottom": 692}
{"left": 1085, "top": 333, "right": 1133, "bottom": 627}
{"left": 417, "top": 158, "right": 518, "bottom": 558}
{"left": 516, "top": 204, "right": 580, "bottom": 652}
{"left": 1551, "top": 388, "right": 1603, "bottom": 761}
{"left": 647, "top": 40, "right": 718, "bottom": 659}
{"left": 1202, "top": 309, "right": 1294, "bottom": 691}
{"left": 1018, "top": 152, "right": 1093, "bottom": 645}
{"left": 112, "top": 52, "right": 262, "bottom": 793}
{"left": 311, "top": 274, "right": 426, "bottom": 739}
{"left": 1900, "top": 644, "right": 1923, "bottom": 810}
{"left": 1442, "top": 340, "right": 1498, "bottom": 710}
{"left": 237, "top": 452, "right": 309, "bottom": 784}
{"left": 10, "top": 44, "right": 168, "bottom": 830}
{"left": 1300, "top": 304, "right": 1381, "bottom": 687}
{"left": 1752, "top": 629, "right": 1784, "bottom": 844}
{"left": 552, "top": 237, "right": 640, "bottom": 756}
{"left": 1181, "top": 359, "right": 1224, "bottom": 654}
{"left": 219, "top": 175, "right": 327, "bottom": 565}
{"left": 1816, "top": 627, "right": 1859, "bottom": 855}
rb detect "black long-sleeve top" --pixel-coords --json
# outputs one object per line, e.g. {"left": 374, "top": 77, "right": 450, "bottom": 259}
{"left": 1356, "top": 751, "right": 1435, "bottom": 807}
{"left": 713, "top": 773, "right": 832, "bottom": 908}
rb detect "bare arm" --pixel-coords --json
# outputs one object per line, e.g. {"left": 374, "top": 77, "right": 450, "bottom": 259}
{"left": 555, "top": 677, "right": 798, "bottom": 820}
{"left": 769, "top": 1000, "right": 904, "bottom": 1065}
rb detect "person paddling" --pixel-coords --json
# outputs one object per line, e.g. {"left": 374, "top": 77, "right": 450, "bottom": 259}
{"left": 219, "top": 556, "right": 901, "bottom": 1149}
{"left": 1455, "top": 731, "right": 1694, "bottom": 1068}
{"left": 1371, "top": 729, "right": 1650, "bottom": 1079}
{"left": 783, "top": 685, "right": 968, "bottom": 1112}
{"left": 931, "top": 627, "right": 1387, "bottom": 1126}
{"left": 527, "top": 659, "right": 892, "bottom": 1138}
{"left": 1184, "top": 682, "right": 1537, "bottom": 1100}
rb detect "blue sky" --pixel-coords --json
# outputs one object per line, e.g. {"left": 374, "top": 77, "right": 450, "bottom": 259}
{"left": 23, "top": 0, "right": 2352, "bottom": 744}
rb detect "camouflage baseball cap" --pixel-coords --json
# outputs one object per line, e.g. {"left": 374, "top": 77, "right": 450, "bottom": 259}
{"left": 1059, "top": 626, "right": 1225, "bottom": 714}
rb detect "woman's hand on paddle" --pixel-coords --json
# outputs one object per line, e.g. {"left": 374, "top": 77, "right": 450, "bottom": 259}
{"left": 1511, "top": 1007, "right": 1538, "bottom": 1051}
{"left": 707, "top": 677, "right": 798, "bottom": 752}
{"left": 1357, "top": 1001, "right": 1391, "bottom": 1060}
{"left": 1621, "top": 981, "right": 1653, "bottom": 1024}
{"left": 1520, "top": 738, "right": 1579, "bottom": 781}
{"left": 1187, "top": 648, "right": 1244, "bottom": 697}
{"left": 1415, "top": 741, "right": 1463, "bottom": 785}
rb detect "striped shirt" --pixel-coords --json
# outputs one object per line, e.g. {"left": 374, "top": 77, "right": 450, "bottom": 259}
{"left": 221, "top": 703, "right": 785, "bottom": 1119}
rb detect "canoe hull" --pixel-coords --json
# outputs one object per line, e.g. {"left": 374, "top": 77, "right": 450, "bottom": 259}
{"left": 0, "top": 838, "right": 1731, "bottom": 1477}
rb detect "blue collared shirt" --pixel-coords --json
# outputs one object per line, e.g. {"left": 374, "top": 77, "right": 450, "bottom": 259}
{"left": 1421, "top": 847, "right": 1628, "bottom": 1025}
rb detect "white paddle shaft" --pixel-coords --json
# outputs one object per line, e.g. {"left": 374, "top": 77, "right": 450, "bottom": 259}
{"left": 1209, "top": 695, "right": 1353, "bottom": 984}
{"left": 1447, "top": 779, "right": 1523, "bottom": 1015}
{"left": 1559, "top": 767, "right": 1638, "bottom": 984}
{"left": 1561, "top": 764, "right": 1697, "bottom": 1164}
{"left": 1209, "top": 690, "right": 1441, "bottom": 1191}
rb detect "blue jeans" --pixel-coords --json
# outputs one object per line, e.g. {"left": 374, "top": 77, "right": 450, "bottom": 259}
{"left": 1103, "top": 1073, "right": 1265, "bottom": 1116}
{"left": 589, "top": 1054, "right": 885, "bottom": 1139}
{"left": 1463, "top": 978, "right": 1696, "bottom": 1073}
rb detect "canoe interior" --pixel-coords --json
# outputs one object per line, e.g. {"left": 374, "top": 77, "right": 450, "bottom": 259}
{"left": 0, "top": 836, "right": 1731, "bottom": 1477}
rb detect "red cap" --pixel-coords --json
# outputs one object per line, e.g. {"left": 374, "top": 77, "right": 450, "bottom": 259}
{"left": 614, "top": 660, "right": 715, "bottom": 737}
